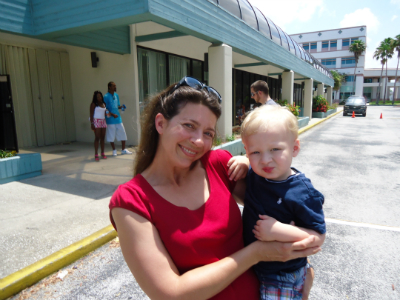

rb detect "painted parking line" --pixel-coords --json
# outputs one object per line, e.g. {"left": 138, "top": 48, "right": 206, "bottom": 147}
{"left": 326, "top": 218, "right": 400, "bottom": 232}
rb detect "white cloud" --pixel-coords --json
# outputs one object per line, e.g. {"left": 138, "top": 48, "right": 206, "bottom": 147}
{"left": 391, "top": 15, "right": 398, "bottom": 22}
{"left": 340, "top": 8, "right": 380, "bottom": 33}
{"left": 391, "top": 0, "right": 400, "bottom": 8}
{"left": 248, "top": 0, "right": 324, "bottom": 30}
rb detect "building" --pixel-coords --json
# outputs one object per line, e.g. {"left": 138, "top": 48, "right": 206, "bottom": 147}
{"left": 0, "top": 0, "right": 333, "bottom": 149}
{"left": 290, "top": 26, "right": 400, "bottom": 101}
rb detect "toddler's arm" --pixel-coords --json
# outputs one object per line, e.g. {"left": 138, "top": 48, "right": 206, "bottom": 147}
{"left": 227, "top": 155, "right": 249, "bottom": 181}
{"left": 253, "top": 215, "right": 325, "bottom": 247}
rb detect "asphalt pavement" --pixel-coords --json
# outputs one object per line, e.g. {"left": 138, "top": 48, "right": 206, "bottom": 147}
{"left": 5, "top": 106, "right": 400, "bottom": 299}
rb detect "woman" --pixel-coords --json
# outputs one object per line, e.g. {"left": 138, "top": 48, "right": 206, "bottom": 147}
{"left": 90, "top": 91, "right": 108, "bottom": 161}
{"left": 109, "top": 77, "right": 319, "bottom": 299}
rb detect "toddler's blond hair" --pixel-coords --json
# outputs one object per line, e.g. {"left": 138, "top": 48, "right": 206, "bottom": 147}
{"left": 241, "top": 105, "right": 298, "bottom": 140}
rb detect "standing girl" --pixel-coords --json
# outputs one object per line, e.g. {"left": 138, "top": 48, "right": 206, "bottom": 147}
{"left": 90, "top": 91, "right": 108, "bottom": 161}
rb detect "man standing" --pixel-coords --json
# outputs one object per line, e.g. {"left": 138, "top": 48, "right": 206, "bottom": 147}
{"left": 104, "top": 81, "right": 132, "bottom": 156}
{"left": 250, "top": 80, "right": 279, "bottom": 106}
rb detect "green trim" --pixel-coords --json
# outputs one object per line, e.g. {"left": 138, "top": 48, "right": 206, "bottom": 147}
{"left": 294, "top": 78, "right": 308, "bottom": 80}
{"left": 135, "top": 30, "right": 187, "bottom": 42}
{"left": 268, "top": 73, "right": 282, "bottom": 76}
{"left": 234, "top": 62, "right": 268, "bottom": 68}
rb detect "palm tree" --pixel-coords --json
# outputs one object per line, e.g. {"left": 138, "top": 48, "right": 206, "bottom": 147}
{"left": 382, "top": 38, "right": 394, "bottom": 104}
{"left": 393, "top": 34, "right": 400, "bottom": 104}
{"left": 349, "top": 40, "right": 366, "bottom": 95}
{"left": 331, "top": 70, "right": 346, "bottom": 99}
{"left": 373, "top": 49, "right": 386, "bottom": 105}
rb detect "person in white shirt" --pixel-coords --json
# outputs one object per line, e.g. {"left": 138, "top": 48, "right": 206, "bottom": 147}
{"left": 250, "top": 80, "right": 279, "bottom": 106}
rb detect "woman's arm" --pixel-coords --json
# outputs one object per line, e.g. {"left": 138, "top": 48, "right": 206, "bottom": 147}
{"left": 90, "top": 103, "right": 95, "bottom": 130}
{"left": 253, "top": 215, "right": 325, "bottom": 247}
{"left": 112, "top": 208, "right": 321, "bottom": 300}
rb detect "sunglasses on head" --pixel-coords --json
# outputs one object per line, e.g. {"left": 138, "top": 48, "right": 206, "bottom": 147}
{"left": 170, "top": 76, "right": 222, "bottom": 104}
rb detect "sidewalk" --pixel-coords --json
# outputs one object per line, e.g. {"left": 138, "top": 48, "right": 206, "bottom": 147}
{"left": 0, "top": 109, "right": 343, "bottom": 299}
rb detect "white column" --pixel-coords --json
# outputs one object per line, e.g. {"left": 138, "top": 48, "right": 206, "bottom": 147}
{"left": 355, "top": 75, "right": 363, "bottom": 96}
{"left": 281, "top": 70, "right": 294, "bottom": 105}
{"left": 316, "top": 41, "right": 322, "bottom": 52}
{"left": 327, "top": 86, "right": 333, "bottom": 105}
{"left": 208, "top": 44, "right": 232, "bottom": 140}
{"left": 304, "top": 79, "right": 313, "bottom": 119}
{"left": 317, "top": 83, "right": 324, "bottom": 96}
{"left": 127, "top": 24, "right": 141, "bottom": 146}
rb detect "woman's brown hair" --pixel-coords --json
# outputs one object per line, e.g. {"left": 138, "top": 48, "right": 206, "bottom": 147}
{"left": 134, "top": 83, "right": 221, "bottom": 176}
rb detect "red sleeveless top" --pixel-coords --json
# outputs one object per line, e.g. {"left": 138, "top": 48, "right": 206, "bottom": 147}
{"left": 109, "top": 150, "right": 259, "bottom": 300}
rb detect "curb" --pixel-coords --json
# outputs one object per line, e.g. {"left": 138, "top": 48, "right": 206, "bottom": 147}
{"left": 298, "top": 109, "right": 342, "bottom": 135}
{"left": 0, "top": 225, "right": 117, "bottom": 300}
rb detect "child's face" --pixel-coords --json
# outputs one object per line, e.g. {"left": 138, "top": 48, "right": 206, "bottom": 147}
{"left": 243, "top": 126, "right": 300, "bottom": 181}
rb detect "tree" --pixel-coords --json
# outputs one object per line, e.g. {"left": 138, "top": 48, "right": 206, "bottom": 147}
{"left": 382, "top": 38, "right": 394, "bottom": 104}
{"left": 373, "top": 48, "right": 386, "bottom": 104}
{"left": 349, "top": 40, "right": 366, "bottom": 96}
{"left": 393, "top": 34, "right": 400, "bottom": 104}
{"left": 330, "top": 70, "right": 346, "bottom": 99}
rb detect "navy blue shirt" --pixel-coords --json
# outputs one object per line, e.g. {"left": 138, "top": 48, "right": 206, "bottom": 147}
{"left": 243, "top": 167, "right": 326, "bottom": 275}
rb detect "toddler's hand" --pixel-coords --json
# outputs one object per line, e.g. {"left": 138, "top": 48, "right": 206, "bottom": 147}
{"left": 253, "top": 215, "right": 284, "bottom": 242}
{"left": 227, "top": 155, "right": 249, "bottom": 181}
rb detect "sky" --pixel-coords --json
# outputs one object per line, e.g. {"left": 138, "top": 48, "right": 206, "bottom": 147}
{"left": 248, "top": 0, "right": 400, "bottom": 69}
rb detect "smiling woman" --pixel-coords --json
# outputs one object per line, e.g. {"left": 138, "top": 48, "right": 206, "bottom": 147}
{"left": 108, "top": 77, "right": 320, "bottom": 300}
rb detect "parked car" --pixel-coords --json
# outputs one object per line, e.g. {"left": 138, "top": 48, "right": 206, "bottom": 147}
{"left": 343, "top": 96, "right": 367, "bottom": 116}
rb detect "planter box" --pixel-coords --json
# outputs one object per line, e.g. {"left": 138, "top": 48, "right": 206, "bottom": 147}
{"left": 326, "top": 108, "right": 337, "bottom": 116}
{"left": 0, "top": 153, "right": 42, "bottom": 184}
{"left": 213, "top": 139, "right": 246, "bottom": 156}
{"left": 298, "top": 117, "right": 310, "bottom": 129}
{"left": 312, "top": 111, "right": 327, "bottom": 118}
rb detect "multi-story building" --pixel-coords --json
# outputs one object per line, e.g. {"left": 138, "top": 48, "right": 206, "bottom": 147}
{"left": 291, "top": 26, "right": 399, "bottom": 102}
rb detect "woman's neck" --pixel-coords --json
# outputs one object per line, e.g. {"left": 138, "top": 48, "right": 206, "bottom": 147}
{"left": 142, "top": 151, "right": 198, "bottom": 187}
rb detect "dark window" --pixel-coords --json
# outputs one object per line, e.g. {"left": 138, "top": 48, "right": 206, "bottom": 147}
{"left": 322, "top": 41, "right": 329, "bottom": 48}
{"left": 351, "top": 37, "right": 359, "bottom": 44}
{"left": 253, "top": 7, "right": 271, "bottom": 39}
{"left": 342, "top": 39, "right": 350, "bottom": 47}
{"left": 303, "top": 43, "right": 309, "bottom": 51}
{"left": 310, "top": 42, "right": 317, "bottom": 50}
{"left": 330, "top": 40, "right": 337, "bottom": 48}
{"left": 264, "top": 16, "right": 281, "bottom": 45}
{"left": 342, "top": 57, "right": 356, "bottom": 67}
{"left": 238, "top": 0, "right": 258, "bottom": 29}
{"left": 276, "top": 26, "right": 289, "bottom": 50}
{"left": 321, "top": 58, "right": 336, "bottom": 68}
{"left": 219, "top": 0, "right": 241, "bottom": 18}
{"left": 364, "top": 78, "right": 373, "bottom": 83}
{"left": 345, "top": 75, "right": 355, "bottom": 82}
{"left": 192, "top": 60, "right": 203, "bottom": 82}
{"left": 292, "top": 41, "right": 303, "bottom": 59}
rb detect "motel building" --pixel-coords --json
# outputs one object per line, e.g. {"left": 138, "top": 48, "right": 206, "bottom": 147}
{"left": 0, "top": 0, "right": 333, "bottom": 150}
{"left": 290, "top": 26, "right": 400, "bottom": 102}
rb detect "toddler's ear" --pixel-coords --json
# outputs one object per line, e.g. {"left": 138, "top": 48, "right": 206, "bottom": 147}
{"left": 293, "top": 139, "right": 300, "bottom": 157}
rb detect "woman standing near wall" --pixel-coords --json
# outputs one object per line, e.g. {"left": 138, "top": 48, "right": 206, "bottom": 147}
{"left": 90, "top": 91, "right": 108, "bottom": 161}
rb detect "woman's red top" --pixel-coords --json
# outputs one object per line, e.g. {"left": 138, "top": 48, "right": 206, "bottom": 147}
{"left": 109, "top": 149, "right": 259, "bottom": 300}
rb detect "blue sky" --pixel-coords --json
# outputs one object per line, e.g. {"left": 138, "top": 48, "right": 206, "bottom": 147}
{"left": 249, "top": 0, "right": 400, "bottom": 69}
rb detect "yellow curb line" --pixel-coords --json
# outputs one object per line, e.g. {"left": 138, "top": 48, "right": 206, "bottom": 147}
{"left": 0, "top": 225, "right": 117, "bottom": 300}
{"left": 298, "top": 109, "right": 342, "bottom": 135}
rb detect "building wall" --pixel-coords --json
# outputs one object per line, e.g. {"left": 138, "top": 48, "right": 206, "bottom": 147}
{"left": 0, "top": 31, "right": 140, "bottom": 146}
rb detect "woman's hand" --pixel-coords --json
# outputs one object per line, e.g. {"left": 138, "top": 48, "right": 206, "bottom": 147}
{"left": 227, "top": 155, "right": 249, "bottom": 181}
{"left": 253, "top": 236, "right": 321, "bottom": 263}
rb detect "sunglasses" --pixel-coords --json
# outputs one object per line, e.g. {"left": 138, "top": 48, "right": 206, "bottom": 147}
{"left": 170, "top": 76, "right": 222, "bottom": 104}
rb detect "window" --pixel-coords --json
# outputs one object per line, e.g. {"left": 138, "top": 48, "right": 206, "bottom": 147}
{"left": 351, "top": 37, "right": 359, "bottom": 44}
{"left": 342, "top": 57, "right": 356, "bottom": 68}
{"left": 238, "top": 0, "right": 258, "bottom": 29}
{"left": 321, "top": 58, "right": 336, "bottom": 68}
{"left": 219, "top": 0, "right": 241, "bottom": 19}
{"left": 322, "top": 41, "right": 329, "bottom": 52}
{"left": 265, "top": 16, "right": 281, "bottom": 45}
{"left": 254, "top": 8, "right": 271, "bottom": 39}
{"left": 303, "top": 44, "right": 309, "bottom": 51}
{"left": 310, "top": 42, "right": 317, "bottom": 53}
{"left": 345, "top": 75, "right": 355, "bottom": 82}
{"left": 342, "top": 39, "right": 350, "bottom": 47}
{"left": 330, "top": 40, "right": 337, "bottom": 49}
{"left": 276, "top": 26, "right": 289, "bottom": 50}
{"left": 364, "top": 78, "right": 373, "bottom": 83}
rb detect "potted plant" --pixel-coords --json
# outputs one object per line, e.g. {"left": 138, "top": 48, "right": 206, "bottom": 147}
{"left": 312, "top": 95, "right": 328, "bottom": 118}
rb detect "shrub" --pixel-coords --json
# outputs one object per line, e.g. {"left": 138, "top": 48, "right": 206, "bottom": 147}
{"left": 285, "top": 103, "right": 301, "bottom": 117}
{"left": 276, "top": 99, "right": 288, "bottom": 106}
{"left": 0, "top": 150, "right": 17, "bottom": 159}
{"left": 226, "top": 134, "right": 235, "bottom": 142}
{"left": 312, "top": 95, "right": 328, "bottom": 113}
{"left": 328, "top": 103, "right": 338, "bottom": 110}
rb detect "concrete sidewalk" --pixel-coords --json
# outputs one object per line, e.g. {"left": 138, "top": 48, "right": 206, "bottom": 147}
{"left": 0, "top": 142, "right": 136, "bottom": 279}
{"left": 0, "top": 108, "right": 343, "bottom": 298}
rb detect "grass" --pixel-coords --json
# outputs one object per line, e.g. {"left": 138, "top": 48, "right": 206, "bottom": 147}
{"left": 368, "top": 100, "right": 400, "bottom": 106}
